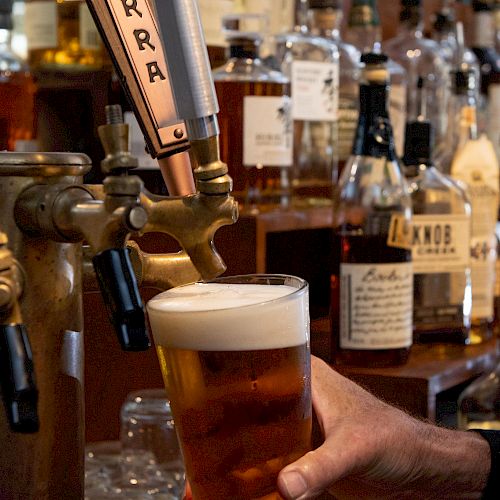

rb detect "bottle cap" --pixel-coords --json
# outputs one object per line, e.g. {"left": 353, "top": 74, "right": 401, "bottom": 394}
{"left": 360, "top": 52, "right": 388, "bottom": 64}
{"left": 403, "top": 121, "right": 433, "bottom": 166}
{"left": 472, "top": 1, "right": 493, "bottom": 12}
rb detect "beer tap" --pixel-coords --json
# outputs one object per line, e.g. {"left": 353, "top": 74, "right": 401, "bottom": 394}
{"left": 0, "top": 233, "right": 38, "bottom": 433}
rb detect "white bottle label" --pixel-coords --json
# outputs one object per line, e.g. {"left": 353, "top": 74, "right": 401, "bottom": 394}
{"left": 79, "top": 3, "right": 100, "bottom": 50}
{"left": 474, "top": 12, "right": 495, "bottom": 48}
{"left": 451, "top": 136, "right": 499, "bottom": 319}
{"left": 389, "top": 84, "right": 407, "bottom": 158}
{"left": 291, "top": 61, "right": 339, "bottom": 122}
{"left": 339, "top": 262, "right": 413, "bottom": 349}
{"left": 411, "top": 214, "right": 471, "bottom": 274}
{"left": 25, "top": 1, "right": 57, "bottom": 50}
{"left": 243, "top": 95, "right": 293, "bottom": 167}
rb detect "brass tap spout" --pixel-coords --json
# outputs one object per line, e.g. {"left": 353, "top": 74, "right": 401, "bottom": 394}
{"left": 140, "top": 192, "right": 238, "bottom": 282}
{"left": 0, "top": 233, "right": 38, "bottom": 434}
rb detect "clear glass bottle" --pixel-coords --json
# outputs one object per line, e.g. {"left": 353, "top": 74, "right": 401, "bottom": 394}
{"left": 458, "top": 363, "right": 500, "bottom": 431}
{"left": 345, "top": 0, "right": 408, "bottom": 158}
{"left": 403, "top": 81, "right": 472, "bottom": 344}
{"left": 299, "top": 0, "right": 357, "bottom": 179}
{"left": 272, "top": 0, "right": 340, "bottom": 208}
{"left": 25, "top": 0, "right": 108, "bottom": 71}
{"left": 0, "top": 0, "right": 36, "bottom": 151}
{"left": 213, "top": 13, "right": 293, "bottom": 211}
{"left": 382, "top": 0, "right": 450, "bottom": 154}
{"left": 431, "top": 1, "right": 479, "bottom": 74}
{"left": 437, "top": 68, "right": 499, "bottom": 344}
{"left": 330, "top": 53, "right": 413, "bottom": 368}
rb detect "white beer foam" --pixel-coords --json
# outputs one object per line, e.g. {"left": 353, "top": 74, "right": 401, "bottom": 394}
{"left": 147, "top": 283, "right": 309, "bottom": 351}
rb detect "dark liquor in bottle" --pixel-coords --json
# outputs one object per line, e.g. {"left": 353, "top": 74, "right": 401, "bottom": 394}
{"left": 331, "top": 53, "right": 413, "bottom": 367}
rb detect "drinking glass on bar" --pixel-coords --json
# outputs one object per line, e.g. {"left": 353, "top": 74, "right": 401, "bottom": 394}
{"left": 147, "top": 274, "right": 312, "bottom": 500}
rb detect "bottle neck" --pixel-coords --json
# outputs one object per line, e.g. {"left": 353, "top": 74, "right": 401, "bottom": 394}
{"left": 353, "top": 83, "right": 396, "bottom": 159}
{"left": 447, "top": 92, "right": 479, "bottom": 150}
{"left": 398, "top": 6, "right": 424, "bottom": 37}
{"left": 308, "top": 8, "right": 342, "bottom": 40}
{"left": 348, "top": 3, "right": 382, "bottom": 51}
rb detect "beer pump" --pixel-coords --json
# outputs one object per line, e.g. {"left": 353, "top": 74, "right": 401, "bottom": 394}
{"left": 0, "top": 0, "right": 237, "bottom": 497}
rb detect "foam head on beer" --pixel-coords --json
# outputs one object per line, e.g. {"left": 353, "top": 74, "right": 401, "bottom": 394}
{"left": 147, "top": 281, "right": 310, "bottom": 350}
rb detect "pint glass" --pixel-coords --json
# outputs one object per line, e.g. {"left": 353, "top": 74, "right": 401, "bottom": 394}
{"left": 147, "top": 274, "right": 312, "bottom": 500}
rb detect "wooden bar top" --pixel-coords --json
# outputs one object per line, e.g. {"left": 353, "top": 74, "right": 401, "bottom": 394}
{"left": 311, "top": 318, "right": 500, "bottom": 421}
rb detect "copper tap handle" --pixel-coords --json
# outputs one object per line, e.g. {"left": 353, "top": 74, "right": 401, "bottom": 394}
{"left": 0, "top": 324, "right": 39, "bottom": 433}
{"left": 92, "top": 248, "right": 151, "bottom": 351}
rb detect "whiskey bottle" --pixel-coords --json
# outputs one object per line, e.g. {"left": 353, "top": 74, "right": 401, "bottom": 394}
{"left": 403, "top": 82, "right": 472, "bottom": 344}
{"left": 212, "top": 13, "right": 293, "bottom": 210}
{"left": 345, "top": 0, "right": 408, "bottom": 158}
{"left": 438, "top": 68, "right": 499, "bottom": 344}
{"left": 271, "top": 0, "right": 339, "bottom": 208}
{"left": 331, "top": 53, "right": 413, "bottom": 367}
{"left": 383, "top": 0, "right": 450, "bottom": 153}
{"left": 25, "top": 0, "right": 107, "bottom": 71}
{"left": 0, "top": 0, "right": 36, "bottom": 151}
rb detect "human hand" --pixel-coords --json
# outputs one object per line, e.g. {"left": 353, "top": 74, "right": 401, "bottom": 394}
{"left": 277, "top": 356, "right": 490, "bottom": 500}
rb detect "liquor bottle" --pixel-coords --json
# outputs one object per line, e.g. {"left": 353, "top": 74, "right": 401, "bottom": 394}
{"left": 331, "top": 53, "right": 413, "bottom": 368}
{"left": 437, "top": 67, "right": 499, "bottom": 344}
{"left": 457, "top": 362, "right": 500, "bottom": 431}
{"left": 24, "top": 0, "right": 107, "bottom": 71}
{"left": 272, "top": 0, "right": 340, "bottom": 207}
{"left": 382, "top": 0, "right": 450, "bottom": 153}
{"left": 431, "top": 2, "right": 479, "bottom": 72}
{"left": 212, "top": 13, "right": 293, "bottom": 210}
{"left": 345, "top": 0, "right": 408, "bottom": 158}
{"left": 0, "top": 0, "right": 36, "bottom": 151}
{"left": 403, "top": 80, "right": 472, "bottom": 344}
{"left": 295, "top": 0, "right": 356, "bottom": 179}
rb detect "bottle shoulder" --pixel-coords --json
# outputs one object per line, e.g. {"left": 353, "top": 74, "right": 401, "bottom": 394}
{"left": 212, "top": 58, "right": 288, "bottom": 84}
{"left": 273, "top": 31, "right": 339, "bottom": 64}
{"left": 0, "top": 47, "right": 27, "bottom": 74}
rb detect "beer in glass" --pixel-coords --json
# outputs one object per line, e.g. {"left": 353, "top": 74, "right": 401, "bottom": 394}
{"left": 147, "top": 274, "right": 311, "bottom": 500}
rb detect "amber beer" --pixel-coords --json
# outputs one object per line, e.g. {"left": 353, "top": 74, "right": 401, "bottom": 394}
{"left": 147, "top": 275, "right": 311, "bottom": 500}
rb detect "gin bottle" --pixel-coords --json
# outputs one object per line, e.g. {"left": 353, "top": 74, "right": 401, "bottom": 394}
{"left": 403, "top": 81, "right": 472, "bottom": 344}
{"left": 304, "top": 0, "right": 359, "bottom": 178}
{"left": 331, "top": 53, "right": 413, "bottom": 368}
{"left": 345, "top": 0, "right": 408, "bottom": 158}
{"left": 213, "top": 13, "right": 293, "bottom": 211}
{"left": 273, "top": 0, "right": 339, "bottom": 208}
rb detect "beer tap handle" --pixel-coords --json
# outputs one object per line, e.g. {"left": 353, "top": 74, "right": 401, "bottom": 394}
{"left": 92, "top": 247, "right": 150, "bottom": 352}
{"left": 0, "top": 324, "right": 39, "bottom": 433}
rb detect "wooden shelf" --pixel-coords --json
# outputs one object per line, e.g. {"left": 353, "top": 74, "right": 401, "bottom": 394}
{"left": 311, "top": 318, "right": 500, "bottom": 422}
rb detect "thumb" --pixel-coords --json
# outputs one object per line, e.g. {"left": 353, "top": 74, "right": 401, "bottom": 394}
{"left": 277, "top": 436, "right": 351, "bottom": 499}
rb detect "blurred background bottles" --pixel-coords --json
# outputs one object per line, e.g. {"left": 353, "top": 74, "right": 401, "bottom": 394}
{"left": 273, "top": 0, "right": 340, "bottom": 208}
{"left": 24, "top": 0, "right": 107, "bottom": 71}
{"left": 403, "top": 79, "right": 472, "bottom": 344}
{"left": 330, "top": 53, "right": 413, "bottom": 367}
{"left": 345, "top": 0, "right": 408, "bottom": 158}
{"left": 458, "top": 361, "right": 500, "bottom": 430}
{"left": 212, "top": 13, "right": 292, "bottom": 210}
{"left": 383, "top": 0, "right": 450, "bottom": 154}
{"left": 0, "top": 0, "right": 36, "bottom": 151}
{"left": 437, "top": 65, "right": 499, "bottom": 344}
